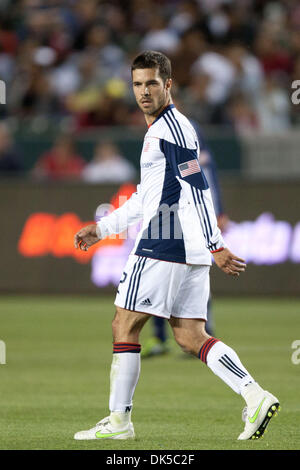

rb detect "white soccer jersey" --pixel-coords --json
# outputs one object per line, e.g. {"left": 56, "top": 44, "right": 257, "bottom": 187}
{"left": 97, "top": 104, "right": 225, "bottom": 265}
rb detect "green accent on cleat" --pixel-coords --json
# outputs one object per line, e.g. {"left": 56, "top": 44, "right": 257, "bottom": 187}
{"left": 141, "top": 337, "right": 170, "bottom": 358}
{"left": 243, "top": 397, "right": 280, "bottom": 441}
{"left": 248, "top": 398, "right": 266, "bottom": 424}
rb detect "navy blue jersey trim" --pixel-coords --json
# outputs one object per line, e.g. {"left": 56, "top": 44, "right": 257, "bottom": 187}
{"left": 134, "top": 249, "right": 186, "bottom": 264}
{"left": 160, "top": 139, "right": 209, "bottom": 190}
{"left": 169, "top": 109, "right": 187, "bottom": 148}
{"left": 166, "top": 111, "right": 184, "bottom": 147}
{"left": 193, "top": 187, "right": 210, "bottom": 245}
{"left": 151, "top": 104, "right": 175, "bottom": 127}
{"left": 190, "top": 119, "right": 225, "bottom": 216}
{"left": 128, "top": 258, "right": 145, "bottom": 310}
{"left": 196, "top": 189, "right": 211, "bottom": 240}
{"left": 127, "top": 258, "right": 142, "bottom": 310}
{"left": 125, "top": 257, "right": 140, "bottom": 310}
{"left": 136, "top": 139, "right": 186, "bottom": 263}
{"left": 163, "top": 115, "right": 180, "bottom": 146}
{"left": 191, "top": 186, "right": 206, "bottom": 241}
{"left": 199, "top": 189, "right": 213, "bottom": 237}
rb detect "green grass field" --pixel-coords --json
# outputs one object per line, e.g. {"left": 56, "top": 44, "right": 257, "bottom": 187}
{"left": 0, "top": 295, "right": 299, "bottom": 450}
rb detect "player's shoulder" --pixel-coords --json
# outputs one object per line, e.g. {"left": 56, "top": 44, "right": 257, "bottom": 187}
{"left": 173, "top": 108, "right": 197, "bottom": 139}
{"left": 156, "top": 106, "right": 197, "bottom": 149}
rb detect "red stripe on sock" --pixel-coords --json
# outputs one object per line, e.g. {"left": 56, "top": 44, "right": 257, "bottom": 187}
{"left": 113, "top": 342, "right": 141, "bottom": 354}
{"left": 200, "top": 338, "right": 214, "bottom": 362}
{"left": 200, "top": 340, "right": 211, "bottom": 362}
{"left": 199, "top": 338, "right": 219, "bottom": 364}
{"left": 114, "top": 348, "right": 141, "bottom": 352}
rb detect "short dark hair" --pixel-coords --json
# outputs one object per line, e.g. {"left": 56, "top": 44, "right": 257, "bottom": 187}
{"left": 131, "top": 51, "right": 172, "bottom": 82}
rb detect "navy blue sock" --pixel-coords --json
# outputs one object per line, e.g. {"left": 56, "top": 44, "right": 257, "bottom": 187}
{"left": 153, "top": 316, "right": 167, "bottom": 343}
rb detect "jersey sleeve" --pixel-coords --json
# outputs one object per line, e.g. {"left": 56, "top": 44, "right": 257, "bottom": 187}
{"left": 96, "top": 184, "right": 143, "bottom": 238}
{"left": 160, "top": 138, "right": 225, "bottom": 253}
{"left": 200, "top": 151, "right": 224, "bottom": 217}
{"left": 191, "top": 120, "right": 225, "bottom": 217}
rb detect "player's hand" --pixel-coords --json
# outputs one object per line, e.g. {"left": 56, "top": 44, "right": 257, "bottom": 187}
{"left": 74, "top": 224, "right": 101, "bottom": 251}
{"left": 213, "top": 248, "right": 246, "bottom": 277}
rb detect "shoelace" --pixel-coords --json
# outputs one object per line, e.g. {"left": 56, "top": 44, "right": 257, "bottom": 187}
{"left": 96, "top": 417, "right": 110, "bottom": 427}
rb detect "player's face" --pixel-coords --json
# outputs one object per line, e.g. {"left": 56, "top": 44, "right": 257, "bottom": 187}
{"left": 132, "top": 68, "right": 172, "bottom": 118}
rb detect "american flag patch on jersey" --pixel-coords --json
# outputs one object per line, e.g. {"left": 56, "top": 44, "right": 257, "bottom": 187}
{"left": 178, "top": 159, "right": 201, "bottom": 178}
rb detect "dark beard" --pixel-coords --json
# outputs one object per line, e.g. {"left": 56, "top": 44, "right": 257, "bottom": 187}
{"left": 141, "top": 98, "right": 167, "bottom": 117}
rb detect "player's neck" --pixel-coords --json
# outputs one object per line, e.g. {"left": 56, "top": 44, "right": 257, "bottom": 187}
{"left": 144, "top": 97, "right": 173, "bottom": 127}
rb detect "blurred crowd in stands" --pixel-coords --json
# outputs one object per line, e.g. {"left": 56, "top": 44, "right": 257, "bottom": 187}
{"left": 0, "top": 120, "right": 137, "bottom": 180}
{"left": 1, "top": 0, "right": 300, "bottom": 131}
{"left": 0, "top": 0, "right": 300, "bottom": 178}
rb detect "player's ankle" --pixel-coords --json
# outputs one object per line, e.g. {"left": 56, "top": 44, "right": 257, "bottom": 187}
{"left": 241, "top": 382, "right": 264, "bottom": 406}
{"left": 110, "top": 410, "right": 131, "bottom": 428}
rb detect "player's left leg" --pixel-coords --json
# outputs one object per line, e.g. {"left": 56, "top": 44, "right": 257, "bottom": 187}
{"left": 170, "top": 316, "right": 280, "bottom": 440}
{"left": 142, "top": 297, "right": 214, "bottom": 359}
{"left": 170, "top": 264, "right": 280, "bottom": 440}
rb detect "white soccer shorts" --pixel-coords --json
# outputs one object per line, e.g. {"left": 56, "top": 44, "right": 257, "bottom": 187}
{"left": 114, "top": 255, "right": 210, "bottom": 320}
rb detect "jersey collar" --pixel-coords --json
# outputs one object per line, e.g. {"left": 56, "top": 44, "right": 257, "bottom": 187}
{"left": 147, "top": 104, "right": 175, "bottom": 128}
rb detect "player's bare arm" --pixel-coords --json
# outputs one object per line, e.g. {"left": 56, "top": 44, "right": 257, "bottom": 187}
{"left": 213, "top": 247, "right": 246, "bottom": 277}
{"left": 74, "top": 224, "right": 102, "bottom": 251}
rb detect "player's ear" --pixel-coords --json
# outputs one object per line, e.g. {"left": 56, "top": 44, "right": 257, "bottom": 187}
{"left": 165, "top": 78, "right": 172, "bottom": 91}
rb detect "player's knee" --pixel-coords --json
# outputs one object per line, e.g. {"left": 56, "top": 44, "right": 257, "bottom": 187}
{"left": 112, "top": 309, "right": 128, "bottom": 338}
{"left": 173, "top": 331, "right": 194, "bottom": 355}
{"left": 173, "top": 329, "right": 208, "bottom": 356}
{"left": 111, "top": 313, "right": 121, "bottom": 338}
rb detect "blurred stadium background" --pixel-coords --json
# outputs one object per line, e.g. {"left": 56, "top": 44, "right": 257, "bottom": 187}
{"left": 0, "top": 0, "right": 299, "bottom": 295}
{"left": 0, "top": 0, "right": 299, "bottom": 450}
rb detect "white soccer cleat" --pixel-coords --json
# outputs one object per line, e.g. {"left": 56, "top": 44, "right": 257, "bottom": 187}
{"left": 238, "top": 390, "right": 280, "bottom": 440}
{"left": 74, "top": 416, "right": 135, "bottom": 440}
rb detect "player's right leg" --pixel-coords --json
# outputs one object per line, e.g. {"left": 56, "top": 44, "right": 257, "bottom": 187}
{"left": 75, "top": 254, "right": 171, "bottom": 441}
{"left": 75, "top": 255, "right": 185, "bottom": 440}
{"left": 74, "top": 306, "right": 149, "bottom": 440}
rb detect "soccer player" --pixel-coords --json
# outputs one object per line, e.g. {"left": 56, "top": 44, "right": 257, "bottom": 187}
{"left": 73, "top": 51, "right": 279, "bottom": 441}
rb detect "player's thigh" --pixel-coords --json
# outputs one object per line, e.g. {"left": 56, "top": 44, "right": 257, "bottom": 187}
{"left": 112, "top": 306, "right": 150, "bottom": 342}
{"left": 171, "top": 265, "right": 210, "bottom": 321}
{"left": 115, "top": 255, "right": 182, "bottom": 318}
{"left": 170, "top": 265, "right": 211, "bottom": 353}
